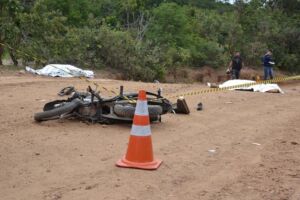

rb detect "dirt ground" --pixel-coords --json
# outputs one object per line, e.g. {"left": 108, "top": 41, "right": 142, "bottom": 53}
{"left": 0, "top": 73, "right": 299, "bottom": 200}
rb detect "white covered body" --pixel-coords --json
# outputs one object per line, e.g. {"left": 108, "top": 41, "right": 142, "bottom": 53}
{"left": 26, "top": 64, "right": 94, "bottom": 78}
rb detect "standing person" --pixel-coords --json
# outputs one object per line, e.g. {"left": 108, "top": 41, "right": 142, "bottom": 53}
{"left": 228, "top": 52, "right": 243, "bottom": 79}
{"left": 262, "top": 50, "right": 275, "bottom": 80}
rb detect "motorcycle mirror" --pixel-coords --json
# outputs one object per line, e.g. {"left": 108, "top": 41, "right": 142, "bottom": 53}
{"left": 158, "top": 88, "right": 162, "bottom": 96}
{"left": 120, "top": 85, "right": 124, "bottom": 96}
{"left": 87, "top": 86, "right": 92, "bottom": 92}
{"left": 58, "top": 86, "right": 75, "bottom": 96}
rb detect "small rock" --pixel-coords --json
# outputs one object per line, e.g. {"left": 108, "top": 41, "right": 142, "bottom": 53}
{"left": 100, "top": 157, "right": 108, "bottom": 161}
{"left": 291, "top": 141, "right": 298, "bottom": 145}
{"left": 18, "top": 70, "right": 26, "bottom": 74}
{"left": 85, "top": 186, "right": 92, "bottom": 190}
{"left": 207, "top": 82, "right": 218, "bottom": 88}
{"left": 85, "top": 184, "right": 98, "bottom": 190}
{"left": 197, "top": 102, "right": 203, "bottom": 111}
{"left": 35, "top": 153, "right": 40, "bottom": 156}
{"left": 252, "top": 143, "right": 261, "bottom": 146}
{"left": 208, "top": 149, "right": 216, "bottom": 153}
{"left": 146, "top": 185, "right": 152, "bottom": 190}
{"left": 51, "top": 194, "right": 62, "bottom": 199}
{"left": 102, "top": 125, "right": 107, "bottom": 128}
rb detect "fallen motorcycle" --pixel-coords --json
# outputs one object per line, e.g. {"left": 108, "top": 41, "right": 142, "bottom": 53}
{"left": 34, "top": 86, "right": 178, "bottom": 124}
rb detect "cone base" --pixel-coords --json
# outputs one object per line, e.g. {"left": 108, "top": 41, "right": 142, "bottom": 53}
{"left": 116, "top": 156, "right": 162, "bottom": 170}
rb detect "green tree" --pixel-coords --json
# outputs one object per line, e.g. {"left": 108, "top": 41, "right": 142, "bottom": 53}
{"left": 19, "top": 0, "right": 68, "bottom": 65}
{"left": 147, "top": 3, "right": 191, "bottom": 47}
{"left": 1, "top": 0, "right": 299, "bottom": 78}
{"left": 0, "top": 0, "right": 23, "bottom": 65}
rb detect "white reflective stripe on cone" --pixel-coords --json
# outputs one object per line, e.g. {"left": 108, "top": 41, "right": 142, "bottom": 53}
{"left": 134, "top": 100, "right": 149, "bottom": 116}
{"left": 131, "top": 125, "right": 151, "bottom": 136}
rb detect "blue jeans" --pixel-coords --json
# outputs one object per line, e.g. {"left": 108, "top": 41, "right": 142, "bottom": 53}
{"left": 231, "top": 69, "right": 240, "bottom": 79}
{"left": 264, "top": 66, "right": 273, "bottom": 80}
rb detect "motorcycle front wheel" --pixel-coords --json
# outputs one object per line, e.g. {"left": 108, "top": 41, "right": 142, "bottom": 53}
{"left": 34, "top": 99, "right": 81, "bottom": 122}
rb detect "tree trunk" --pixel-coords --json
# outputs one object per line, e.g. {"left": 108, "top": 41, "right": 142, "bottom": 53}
{"left": 0, "top": 44, "right": 3, "bottom": 65}
{"left": 0, "top": 37, "right": 3, "bottom": 65}
{"left": 9, "top": 50, "right": 18, "bottom": 66}
{"left": 127, "top": 11, "right": 130, "bottom": 29}
{"left": 173, "top": 67, "right": 177, "bottom": 82}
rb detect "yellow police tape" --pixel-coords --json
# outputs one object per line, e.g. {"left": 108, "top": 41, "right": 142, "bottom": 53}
{"left": 167, "top": 75, "right": 300, "bottom": 99}
{"left": 1, "top": 42, "right": 300, "bottom": 101}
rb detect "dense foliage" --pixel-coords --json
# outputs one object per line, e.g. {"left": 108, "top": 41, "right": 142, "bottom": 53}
{"left": 0, "top": 0, "right": 299, "bottom": 80}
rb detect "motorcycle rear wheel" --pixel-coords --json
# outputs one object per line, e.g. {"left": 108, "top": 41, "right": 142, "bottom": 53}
{"left": 113, "top": 104, "right": 162, "bottom": 120}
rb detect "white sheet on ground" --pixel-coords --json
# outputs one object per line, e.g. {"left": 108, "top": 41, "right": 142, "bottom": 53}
{"left": 218, "top": 79, "right": 284, "bottom": 93}
{"left": 25, "top": 64, "right": 94, "bottom": 78}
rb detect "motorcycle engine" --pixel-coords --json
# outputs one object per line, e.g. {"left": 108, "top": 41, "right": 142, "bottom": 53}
{"left": 78, "top": 105, "right": 97, "bottom": 117}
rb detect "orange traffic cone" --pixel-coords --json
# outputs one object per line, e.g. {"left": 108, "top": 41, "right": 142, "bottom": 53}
{"left": 116, "top": 90, "right": 162, "bottom": 170}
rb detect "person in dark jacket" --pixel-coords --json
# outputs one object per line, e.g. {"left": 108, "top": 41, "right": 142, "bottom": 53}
{"left": 262, "top": 50, "right": 275, "bottom": 80}
{"left": 228, "top": 52, "right": 243, "bottom": 79}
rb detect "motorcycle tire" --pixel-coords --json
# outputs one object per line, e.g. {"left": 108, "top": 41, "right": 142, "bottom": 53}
{"left": 113, "top": 104, "right": 162, "bottom": 119}
{"left": 34, "top": 99, "right": 81, "bottom": 122}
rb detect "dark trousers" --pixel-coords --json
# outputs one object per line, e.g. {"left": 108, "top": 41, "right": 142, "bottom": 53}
{"left": 264, "top": 66, "right": 274, "bottom": 80}
{"left": 231, "top": 69, "right": 240, "bottom": 79}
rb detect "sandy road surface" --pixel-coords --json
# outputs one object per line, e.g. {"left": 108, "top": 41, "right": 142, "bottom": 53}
{"left": 0, "top": 74, "right": 299, "bottom": 200}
